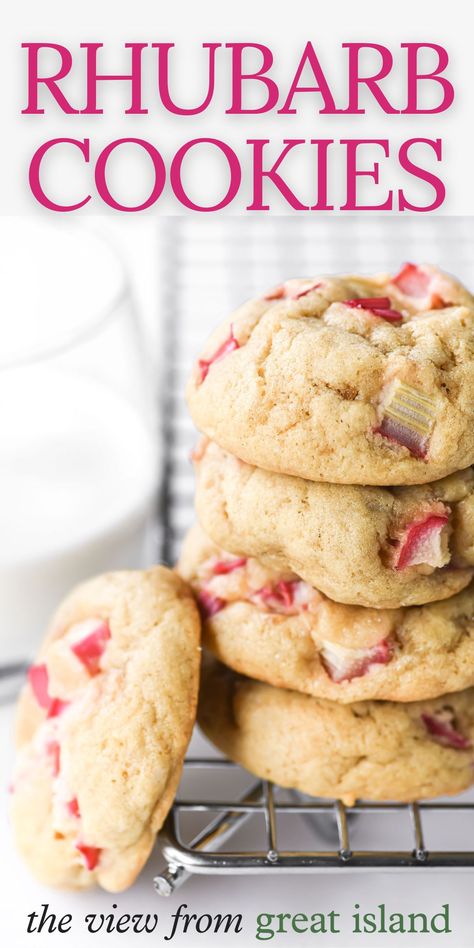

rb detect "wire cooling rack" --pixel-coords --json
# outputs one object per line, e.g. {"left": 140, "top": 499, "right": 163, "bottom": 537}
{"left": 154, "top": 217, "right": 474, "bottom": 890}
{"left": 153, "top": 760, "right": 474, "bottom": 895}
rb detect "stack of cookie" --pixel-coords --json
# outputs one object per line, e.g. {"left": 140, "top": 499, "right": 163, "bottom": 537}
{"left": 183, "top": 263, "right": 474, "bottom": 805}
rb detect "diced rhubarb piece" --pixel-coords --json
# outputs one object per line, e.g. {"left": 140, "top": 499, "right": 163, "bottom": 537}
{"left": 392, "top": 263, "right": 447, "bottom": 308}
{"left": 197, "top": 325, "right": 240, "bottom": 383}
{"left": 264, "top": 285, "right": 285, "bottom": 300}
{"left": 212, "top": 557, "right": 247, "bottom": 576}
{"left": 392, "top": 263, "right": 431, "bottom": 298}
{"left": 287, "top": 280, "right": 322, "bottom": 300}
{"left": 394, "top": 513, "right": 450, "bottom": 571}
{"left": 67, "top": 798, "right": 81, "bottom": 818}
{"left": 346, "top": 297, "right": 391, "bottom": 309}
{"left": 259, "top": 580, "right": 295, "bottom": 610}
{"left": 28, "top": 664, "right": 50, "bottom": 710}
{"left": 421, "top": 711, "right": 471, "bottom": 749}
{"left": 48, "top": 699, "right": 70, "bottom": 718}
{"left": 321, "top": 639, "right": 392, "bottom": 683}
{"left": 345, "top": 297, "right": 403, "bottom": 323}
{"left": 75, "top": 842, "right": 101, "bottom": 871}
{"left": 28, "top": 664, "right": 69, "bottom": 718}
{"left": 197, "top": 589, "right": 226, "bottom": 618}
{"left": 264, "top": 280, "right": 322, "bottom": 301}
{"left": 71, "top": 620, "right": 111, "bottom": 676}
{"left": 253, "top": 579, "right": 314, "bottom": 615}
{"left": 375, "top": 380, "right": 436, "bottom": 458}
{"left": 46, "top": 740, "right": 61, "bottom": 777}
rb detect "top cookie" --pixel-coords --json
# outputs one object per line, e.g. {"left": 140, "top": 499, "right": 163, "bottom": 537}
{"left": 187, "top": 264, "right": 474, "bottom": 485}
{"left": 11, "top": 567, "right": 200, "bottom": 891}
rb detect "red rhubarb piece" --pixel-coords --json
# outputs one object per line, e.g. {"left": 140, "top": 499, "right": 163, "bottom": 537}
{"left": 212, "top": 557, "right": 247, "bottom": 576}
{"left": 392, "top": 263, "right": 431, "bottom": 298}
{"left": 345, "top": 297, "right": 403, "bottom": 323}
{"left": 375, "top": 381, "right": 436, "bottom": 458}
{"left": 198, "top": 325, "right": 240, "bottom": 383}
{"left": 346, "top": 297, "right": 392, "bottom": 309}
{"left": 376, "top": 416, "right": 428, "bottom": 458}
{"left": 394, "top": 513, "right": 449, "bottom": 571}
{"left": 76, "top": 842, "right": 101, "bottom": 871}
{"left": 46, "top": 740, "right": 61, "bottom": 777}
{"left": 321, "top": 639, "right": 392, "bottom": 683}
{"left": 288, "top": 280, "right": 322, "bottom": 300}
{"left": 421, "top": 712, "right": 471, "bottom": 749}
{"left": 255, "top": 579, "right": 315, "bottom": 614}
{"left": 28, "top": 664, "right": 50, "bottom": 710}
{"left": 259, "top": 580, "right": 295, "bottom": 610}
{"left": 264, "top": 280, "right": 322, "bottom": 301}
{"left": 67, "top": 798, "right": 81, "bottom": 818}
{"left": 48, "top": 699, "right": 70, "bottom": 718}
{"left": 264, "top": 285, "right": 285, "bottom": 300}
{"left": 198, "top": 589, "right": 226, "bottom": 618}
{"left": 71, "top": 621, "right": 111, "bottom": 676}
{"left": 28, "top": 664, "right": 69, "bottom": 718}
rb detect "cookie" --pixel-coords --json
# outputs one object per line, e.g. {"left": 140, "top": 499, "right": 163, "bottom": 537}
{"left": 199, "top": 658, "right": 474, "bottom": 805}
{"left": 11, "top": 568, "right": 201, "bottom": 892}
{"left": 194, "top": 440, "right": 474, "bottom": 608}
{"left": 180, "top": 524, "right": 474, "bottom": 703}
{"left": 187, "top": 264, "right": 474, "bottom": 486}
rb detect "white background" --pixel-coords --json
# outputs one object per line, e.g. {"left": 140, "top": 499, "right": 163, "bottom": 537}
{"left": 0, "top": 0, "right": 473, "bottom": 215}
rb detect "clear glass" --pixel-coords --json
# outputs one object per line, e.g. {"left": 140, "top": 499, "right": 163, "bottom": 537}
{"left": 0, "top": 220, "right": 159, "bottom": 664}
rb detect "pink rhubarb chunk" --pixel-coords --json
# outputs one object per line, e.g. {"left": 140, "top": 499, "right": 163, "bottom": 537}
{"left": 392, "top": 263, "right": 446, "bottom": 308}
{"left": 76, "top": 842, "right": 101, "bottom": 871}
{"left": 28, "top": 664, "right": 69, "bottom": 718}
{"left": 28, "top": 664, "right": 50, "bottom": 710}
{"left": 67, "top": 798, "right": 81, "bottom": 818}
{"left": 197, "top": 326, "right": 240, "bottom": 383}
{"left": 254, "top": 580, "right": 314, "bottom": 615}
{"left": 321, "top": 639, "right": 392, "bottom": 683}
{"left": 264, "top": 280, "right": 322, "bottom": 301}
{"left": 421, "top": 711, "right": 471, "bottom": 749}
{"left": 394, "top": 513, "right": 449, "bottom": 571}
{"left": 393, "top": 263, "right": 431, "bottom": 298}
{"left": 71, "top": 621, "right": 111, "bottom": 676}
{"left": 212, "top": 557, "right": 247, "bottom": 576}
{"left": 198, "top": 589, "right": 226, "bottom": 618}
{"left": 375, "top": 381, "right": 436, "bottom": 458}
{"left": 376, "top": 416, "right": 428, "bottom": 458}
{"left": 46, "top": 740, "right": 61, "bottom": 777}
{"left": 345, "top": 297, "right": 403, "bottom": 323}
{"left": 258, "top": 580, "right": 296, "bottom": 610}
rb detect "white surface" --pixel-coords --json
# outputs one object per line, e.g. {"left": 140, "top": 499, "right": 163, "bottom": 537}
{"left": 0, "top": 368, "right": 157, "bottom": 661}
{"left": 0, "top": 222, "right": 124, "bottom": 365}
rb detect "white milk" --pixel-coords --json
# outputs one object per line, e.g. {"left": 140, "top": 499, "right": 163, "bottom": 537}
{"left": 0, "top": 366, "right": 158, "bottom": 663}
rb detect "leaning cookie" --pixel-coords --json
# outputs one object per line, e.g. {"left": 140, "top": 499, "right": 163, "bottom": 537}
{"left": 11, "top": 568, "right": 201, "bottom": 892}
{"left": 180, "top": 525, "right": 474, "bottom": 703}
{"left": 199, "top": 659, "right": 474, "bottom": 805}
{"left": 187, "top": 264, "right": 474, "bottom": 486}
{"left": 194, "top": 440, "right": 474, "bottom": 608}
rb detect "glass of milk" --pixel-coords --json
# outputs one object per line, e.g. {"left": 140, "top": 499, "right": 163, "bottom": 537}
{"left": 0, "top": 220, "right": 159, "bottom": 666}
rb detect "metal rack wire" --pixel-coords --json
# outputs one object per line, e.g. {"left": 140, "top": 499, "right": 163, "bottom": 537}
{"left": 155, "top": 218, "right": 474, "bottom": 891}
{"left": 154, "top": 760, "right": 474, "bottom": 894}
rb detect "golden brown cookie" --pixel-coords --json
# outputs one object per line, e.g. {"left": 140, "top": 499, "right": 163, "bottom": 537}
{"left": 11, "top": 568, "right": 201, "bottom": 891}
{"left": 180, "top": 524, "right": 474, "bottom": 703}
{"left": 194, "top": 440, "right": 474, "bottom": 608}
{"left": 199, "top": 658, "right": 474, "bottom": 805}
{"left": 187, "top": 265, "right": 474, "bottom": 485}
